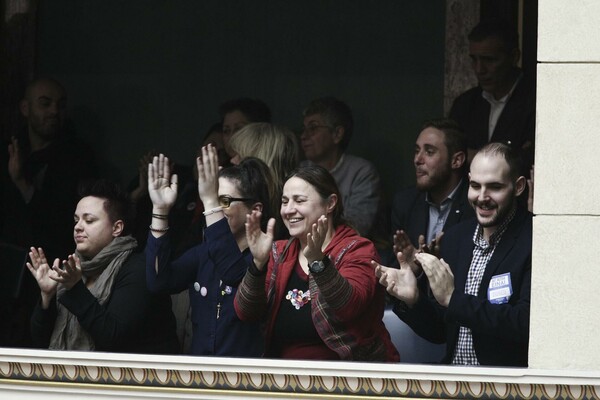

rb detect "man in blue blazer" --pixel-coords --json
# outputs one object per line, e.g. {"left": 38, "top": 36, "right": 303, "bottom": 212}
{"left": 390, "top": 119, "right": 475, "bottom": 266}
{"left": 377, "top": 142, "right": 531, "bottom": 366}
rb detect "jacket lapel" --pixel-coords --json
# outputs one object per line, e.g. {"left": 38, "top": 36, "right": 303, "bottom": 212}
{"left": 452, "top": 221, "right": 477, "bottom": 293}
{"left": 407, "top": 192, "right": 429, "bottom": 246}
{"left": 444, "top": 179, "right": 471, "bottom": 229}
{"left": 479, "top": 208, "right": 526, "bottom": 297}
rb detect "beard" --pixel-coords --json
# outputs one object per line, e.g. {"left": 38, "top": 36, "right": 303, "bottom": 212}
{"left": 30, "top": 115, "right": 62, "bottom": 141}
{"left": 471, "top": 193, "right": 517, "bottom": 228}
{"left": 415, "top": 165, "right": 452, "bottom": 193}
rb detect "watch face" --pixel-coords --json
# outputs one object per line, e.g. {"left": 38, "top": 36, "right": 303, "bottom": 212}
{"left": 310, "top": 260, "right": 325, "bottom": 274}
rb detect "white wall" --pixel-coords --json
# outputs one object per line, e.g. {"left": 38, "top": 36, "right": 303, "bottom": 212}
{"left": 530, "top": 1, "right": 600, "bottom": 370}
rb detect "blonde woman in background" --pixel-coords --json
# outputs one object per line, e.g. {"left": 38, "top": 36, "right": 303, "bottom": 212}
{"left": 229, "top": 123, "right": 300, "bottom": 238}
{"left": 229, "top": 122, "right": 300, "bottom": 191}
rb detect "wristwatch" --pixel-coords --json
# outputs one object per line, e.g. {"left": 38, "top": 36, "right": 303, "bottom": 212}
{"left": 309, "top": 256, "right": 330, "bottom": 274}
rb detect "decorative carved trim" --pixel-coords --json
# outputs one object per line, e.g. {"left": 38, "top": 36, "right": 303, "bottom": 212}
{"left": 1, "top": 349, "right": 599, "bottom": 399}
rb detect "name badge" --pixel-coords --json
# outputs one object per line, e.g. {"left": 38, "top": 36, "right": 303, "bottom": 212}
{"left": 488, "top": 272, "right": 512, "bottom": 304}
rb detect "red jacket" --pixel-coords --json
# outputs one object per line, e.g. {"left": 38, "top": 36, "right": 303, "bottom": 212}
{"left": 235, "top": 224, "right": 400, "bottom": 361}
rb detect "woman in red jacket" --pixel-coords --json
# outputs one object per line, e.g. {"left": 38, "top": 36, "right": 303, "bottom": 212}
{"left": 235, "top": 165, "right": 399, "bottom": 361}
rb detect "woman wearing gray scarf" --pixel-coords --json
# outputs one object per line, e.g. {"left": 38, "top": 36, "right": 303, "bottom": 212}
{"left": 27, "top": 180, "right": 178, "bottom": 353}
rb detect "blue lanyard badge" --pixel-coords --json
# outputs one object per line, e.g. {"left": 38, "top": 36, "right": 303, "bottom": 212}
{"left": 487, "top": 272, "right": 513, "bottom": 304}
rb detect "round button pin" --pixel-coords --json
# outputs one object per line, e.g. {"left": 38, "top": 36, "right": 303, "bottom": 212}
{"left": 194, "top": 282, "right": 200, "bottom": 292}
{"left": 200, "top": 287, "right": 207, "bottom": 297}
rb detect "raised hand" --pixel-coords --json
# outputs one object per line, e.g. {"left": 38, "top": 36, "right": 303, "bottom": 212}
{"left": 148, "top": 153, "right": 178, "bottom": 212}
{"left": 415, "top": 252, "right": 454, "bottom": 307}
{"left": 303, "top": 215, "right": 329, "bottom": 263}
{"left": 196, "top": 144, "right": 220, "bottom": 208}
{"left": 26, "top": 247, "right": 59, "bottom": 309}
{"left": 7, "top": 136, "right": 23, "bottom": 184}
{"left": 372, "top": 253, "right": 419, "bottom": 307}
{"left": 245, "top": 210, "right": 276, "bottom": 270}
{"left": 131, "top": 150, "right": 158, "bottom": 202}
{"left": 7, "top": 136, "right": 33, "bottom": 199}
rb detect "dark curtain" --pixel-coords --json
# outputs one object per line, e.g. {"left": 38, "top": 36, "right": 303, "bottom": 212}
{"left": 1, "top": 0, "right": 37, "bottom": 141}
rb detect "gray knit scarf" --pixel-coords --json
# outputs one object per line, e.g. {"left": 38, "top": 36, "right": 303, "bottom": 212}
{"left": 48, "top": 235, "right": 138, "bottom": 350}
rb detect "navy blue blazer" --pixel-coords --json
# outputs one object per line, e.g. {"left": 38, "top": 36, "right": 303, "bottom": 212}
{"left": 395, "top": 206, "right": 532, "bottom": 366}
{"left": 391, "top": 178, "right": 475, "bottom": 248}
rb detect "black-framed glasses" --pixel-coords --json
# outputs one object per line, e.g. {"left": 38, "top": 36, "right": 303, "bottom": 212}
{"left": 301, "top": 124, "right": 333, "bottom": 135}
{"left": 218, "top": 195, "right": 254, "bottom": 208}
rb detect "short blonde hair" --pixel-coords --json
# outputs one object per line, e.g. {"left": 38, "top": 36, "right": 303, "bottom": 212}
{"left": 229, "top": 122, "right": 300, "bottom": 188}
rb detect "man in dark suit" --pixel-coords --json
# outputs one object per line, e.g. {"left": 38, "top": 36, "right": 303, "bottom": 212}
{"left": 376, "top": 142, "right": 531, "bottom": 366}
{"left": 449, "top": 19, "right": 535, "bottom": 167}
{"left": 0, "top": 77, "right": 97, "bottom": 347}
{"left": 390, "top": 118, "right": 474, "bottom": 267}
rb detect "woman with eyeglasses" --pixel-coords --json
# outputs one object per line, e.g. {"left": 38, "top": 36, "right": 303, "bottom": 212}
{"left": 145, "top": 145, "right": 276, "bottom": 356}
{"left": 235, "top": 165, "right": 400, "bottom": 361}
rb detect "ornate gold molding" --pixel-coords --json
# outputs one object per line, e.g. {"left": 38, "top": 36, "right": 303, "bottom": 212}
{"left": 1, "top": 349, "right": 599, "bottom": 399}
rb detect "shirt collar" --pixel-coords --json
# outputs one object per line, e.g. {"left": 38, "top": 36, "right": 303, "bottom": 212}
{"left": 425, "top": 179, "right": 464, "bottom": 207}
{"left": 473, "top": 206, "right": 517, "bottom": 247}
{"left": 329, "top": 153, "right": 345, "bottom": 174}
{"left": 481, "top": 73, "right": 522, "bottom": 104}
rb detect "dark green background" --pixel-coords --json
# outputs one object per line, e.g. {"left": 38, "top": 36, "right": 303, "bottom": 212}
{"left": 36, "top": 1, "right": 446, "bottom": 200}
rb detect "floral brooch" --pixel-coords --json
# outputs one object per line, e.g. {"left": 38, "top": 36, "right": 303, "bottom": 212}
{"left": 286, "top": 289, "right": 311, "bottom": 310}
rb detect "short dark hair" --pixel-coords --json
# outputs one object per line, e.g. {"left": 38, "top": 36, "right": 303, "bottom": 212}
{"left": 475, "top": 142, "right": 524, "bottom": 181}
{"left": 219, "top": 98, "right": 271, "bottom": 123}
{"left": 78, "top": 179, "right": 132, "bottom": 234}
{"left": 219, "top": 157, "right": 276, "bottom": 231}
{"left": 202, "top": 122, "right": 223, "bottom": 142}
{"left": 420, "top": 118, "right": 467, "bottom": 162}
{"left": 24, "top": 77, "right": 66, "bottom": 101}
{"left": 468, "top": 18, "right": 519, "bottom": 53}
{"left": 303, "top": 97, "right": 354, "bottom": 150}
{"left": 285, "top": 165, "right": 345, "bottom": 228}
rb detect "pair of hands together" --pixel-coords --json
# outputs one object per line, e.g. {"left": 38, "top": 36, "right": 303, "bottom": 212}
{"left": 245, "top": 211, "right": 329, "bottom": 271}
{"left": 373, "top": 230, "right": 455, "bottom": 308}
{"left": 26, "top": 247, "right": 83, "bottom": 309}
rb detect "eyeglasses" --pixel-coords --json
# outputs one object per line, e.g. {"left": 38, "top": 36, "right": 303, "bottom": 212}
{"left": 218, "top": 195, "right": 254, "bottom": 208}
{"left": 302, "top": 124, "right": 332, "bottom": 135}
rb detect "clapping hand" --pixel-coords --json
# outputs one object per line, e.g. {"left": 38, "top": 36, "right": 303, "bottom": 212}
{"left": 303, "top": 215, "right": 329, "bottom": 264}
{"left": 26, "top": 247, "right": 59, "bottom": 305}
{"left": 393, "top": 230, "right": 420, "bottom": 274}
{"left": 53, "top": 254, "right": 84, "bottom": 290}
{"left": 373, "top": 251, "right": 419, "bottom": 307}
{"left": 415, "top": 252, "right": 454, "bottom": 307}
{"left": 393, "top": 230, "right": 444, "bottom": 276}
{"left": 245, "top": 210, "right": 276, "bottom": 271}
{"left": 27, "top": 247, "right": 87, "bottom": 309}
{"left": 418, "top": 232, "right": 443, "bottom": 258}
